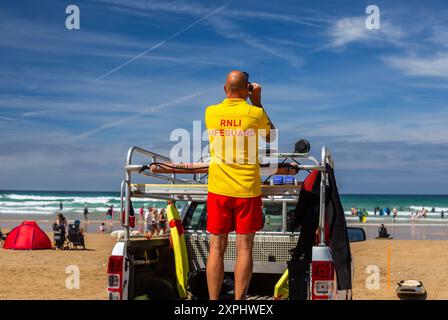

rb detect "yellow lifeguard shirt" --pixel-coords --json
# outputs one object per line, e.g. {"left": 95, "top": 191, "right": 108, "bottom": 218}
{"left": 205, "top": 98, "right": 271, "bottom": 198}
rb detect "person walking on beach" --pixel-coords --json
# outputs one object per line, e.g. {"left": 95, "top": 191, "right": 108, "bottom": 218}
{"left": 205, "top": 70, "right": 272, "bottom": 300}
{"left": 59, "top": 201, "right": 63, "bottom": 211}
{"left": 83, "top": 205, "right": 89, "bottom": 223}
{"left": 106, "top": 205, "right": 114, "bottom": 231}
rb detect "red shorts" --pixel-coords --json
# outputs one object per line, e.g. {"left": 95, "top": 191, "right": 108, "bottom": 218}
{"left": 206, "top": 192, "right": 263, "bottom": 234}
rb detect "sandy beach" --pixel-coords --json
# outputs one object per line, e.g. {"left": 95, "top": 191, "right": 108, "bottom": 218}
{"left": 1, "top": 223, "right": 447, "bottom": 299}
{"left": 0, "top": 232, "right": 116, "bottom": 300}
{"left": 351, "top": 240, "right": 448, "bottom": 299}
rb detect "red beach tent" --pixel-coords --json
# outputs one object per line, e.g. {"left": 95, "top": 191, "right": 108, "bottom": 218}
{"left": 3, "top": 220, "right": 52, "bottom": 250}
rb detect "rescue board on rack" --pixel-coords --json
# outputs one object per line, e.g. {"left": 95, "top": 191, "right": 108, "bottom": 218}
{"left": 142, "top": 162, "right": 300, "bottom": 176}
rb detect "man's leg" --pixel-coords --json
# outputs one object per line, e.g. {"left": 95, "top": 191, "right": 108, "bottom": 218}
{"left": 207, "top": 233, "right": 228, "bottom": 300}
{"left": 234, "top": 233, "right": 255, "bottom": 300}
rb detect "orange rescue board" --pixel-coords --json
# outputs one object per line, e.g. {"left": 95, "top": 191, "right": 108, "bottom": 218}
{"left": 149, "top": 162, "right": 299, "bottom": 175}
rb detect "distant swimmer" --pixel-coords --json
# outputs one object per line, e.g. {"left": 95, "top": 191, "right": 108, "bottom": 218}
{"left": 59, "top": 201, "right": 63, "bottom": 210}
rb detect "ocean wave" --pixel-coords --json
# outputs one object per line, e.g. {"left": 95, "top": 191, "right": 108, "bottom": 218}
{"left": 1, "top": 194, "right": 163, "bottom": 204}
{"left": 409, "top": 206, "right": 448, "bottom": 212}
{"left": 0, "top": 201, "right": 62, "bottom": 207}
{"left": 0, "top": 192, "right": 167, "bottom": 216}
{"left": 2, "top": 194, "right": 78, "bottom": 201}
{"left": 0, "top": 207, "right": 112, "bottom": 215}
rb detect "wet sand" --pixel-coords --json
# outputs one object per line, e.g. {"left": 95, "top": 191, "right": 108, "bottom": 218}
{"left": 349, "top": 222, "right": 448, "bottom": 240}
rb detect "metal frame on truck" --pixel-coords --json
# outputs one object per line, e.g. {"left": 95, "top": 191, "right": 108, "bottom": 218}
{"left": 121, "top": 146, "right": 333, "bottom": 243}
{"left": 112, "top": 145, "right": 342, "bottom": 300}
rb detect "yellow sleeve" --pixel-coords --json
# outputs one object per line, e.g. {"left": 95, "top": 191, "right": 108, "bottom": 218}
{"left": 205, "top": 106, "right": 211, "bottom": 130}
{"left": 259, "top": 108, "right": 271, "bottom": 138}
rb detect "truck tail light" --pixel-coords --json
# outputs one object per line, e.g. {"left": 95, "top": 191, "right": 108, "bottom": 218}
{"left": 107, "top": 255, "right": 123, "bottom": 300}
{"left": 311, "top": 261, "right": 335, "bottom": 300}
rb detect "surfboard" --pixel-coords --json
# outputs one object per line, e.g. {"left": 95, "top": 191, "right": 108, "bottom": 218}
{"left": 166, "top": 202, "right": 189, "bottom": 298}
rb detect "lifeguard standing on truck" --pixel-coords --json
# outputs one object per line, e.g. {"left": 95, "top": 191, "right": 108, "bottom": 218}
{"left": 205, "top": 70, "right": 272, "bottom": 300}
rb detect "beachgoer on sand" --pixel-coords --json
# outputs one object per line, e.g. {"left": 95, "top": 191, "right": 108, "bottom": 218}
{"left": 378, "top": 224, "right": 390, "bottom": 239}
{"left": 144, "top": 207, "right": 153, "bottom": 235}
{"left": 139, "top": 206, "right": 144, "bottom": 224}
{"left": 57, "top": 213, "right": 68, "bottom": 234}
{"left": 158, "top": 208, "right": 167, "bottom": 234}
{"left": 152, "top": 208, "right": 159, "bottom": 235}
{"left": 205, "top": 70, "right": 272, "bottom": 300}
{"left": 52, "top": 217, "right": 66, "bottom": 249}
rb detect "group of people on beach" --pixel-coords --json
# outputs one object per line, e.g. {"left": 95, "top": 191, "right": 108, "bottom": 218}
{"left": 351, "top": 206, "right": 399, "bottom": 223}
{"left": 52, "top": 202, "right": 170, "bottom": 237}
{"left": 351, "top": 205, "right": 447, "bottom": 223}
{"left": 52, "top": 213, "right": 85, "bottom": 249}
{"left": 140, "top": 206, "right": 167, "bottom": 238}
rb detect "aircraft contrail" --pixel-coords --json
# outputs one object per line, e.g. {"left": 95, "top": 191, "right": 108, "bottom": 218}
{"left": 92, "top": 2, "right": 231, "bottom": 83}
{"left": 70, "top": 92, "right": 201, "bottom": 141}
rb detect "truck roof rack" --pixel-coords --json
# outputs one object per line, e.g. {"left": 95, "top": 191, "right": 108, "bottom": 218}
{"left": 121, "top": 146, "right": 334, "bottom": 244}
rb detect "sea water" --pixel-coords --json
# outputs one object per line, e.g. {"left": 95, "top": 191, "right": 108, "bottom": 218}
{"left": 1, "top": 191, "right": 448, "bottom": 220}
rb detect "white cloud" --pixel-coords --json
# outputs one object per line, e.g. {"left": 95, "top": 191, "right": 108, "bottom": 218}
{"left": 0, "top": 116, "right": 14, "bottom": 121}
{"left": 383, "top": 53, "right": 448, "bottom": 78}
{"left": 428, "top": 26, "right": 448, "bottom": 47}
{"left": 327, "top": 16, "right": 403, "bottom": 48}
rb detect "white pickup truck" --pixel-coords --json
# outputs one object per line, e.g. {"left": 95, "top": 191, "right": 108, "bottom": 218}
{"left": 107, "top": 146, "right": 366, "bottom": 300}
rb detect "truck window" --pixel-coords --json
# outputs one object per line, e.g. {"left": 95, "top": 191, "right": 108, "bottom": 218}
{"left": 183, "top": 202, "right": 207, "bottom": 230}
{"left": 183, "top": 201, "right": 297, "bottom": 232}
{"left": 262, "top": 203, "right": 283, "bottom": 232}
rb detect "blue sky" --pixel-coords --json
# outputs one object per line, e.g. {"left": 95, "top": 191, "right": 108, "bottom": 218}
{"left": 1, "top": 0, "right": 448, "bottom": 193}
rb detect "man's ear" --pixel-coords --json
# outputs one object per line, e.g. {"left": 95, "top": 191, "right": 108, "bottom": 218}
{"left": 223, "top": 84, "right": 227, "bottom": 95}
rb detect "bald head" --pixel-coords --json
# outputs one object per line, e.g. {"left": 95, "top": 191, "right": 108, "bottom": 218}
{"left": 224, "top": 70, "right": 249, "bottom": 99}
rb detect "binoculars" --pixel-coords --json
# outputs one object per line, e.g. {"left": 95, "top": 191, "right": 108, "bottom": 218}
{"left": 243, "top": 71, "right": 254, "bottom": 92}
